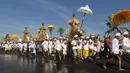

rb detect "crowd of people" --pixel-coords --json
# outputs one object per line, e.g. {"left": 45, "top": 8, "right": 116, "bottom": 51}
{"left": 0, "top": 31, "right": 130, "bottom": 71}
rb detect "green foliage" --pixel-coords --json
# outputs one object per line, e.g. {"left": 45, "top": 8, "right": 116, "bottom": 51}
{"left": 42, "top": 23, "right": 44, "bottom": 26}
{"left": 105, "top": 16, "right": 123, "bottom": 34}
{"left": 82, "top": 29, "right": 85, "bottom": 33}
{"left": 57, "top": 27, "right": 65, "bottom": 37}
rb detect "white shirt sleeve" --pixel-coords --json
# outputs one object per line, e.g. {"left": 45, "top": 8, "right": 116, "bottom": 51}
{"left": 115, "top": 39, "right": 119, "bottom": 48}
{"left": 123, "top": 38, "right": 130, "bottom": 48}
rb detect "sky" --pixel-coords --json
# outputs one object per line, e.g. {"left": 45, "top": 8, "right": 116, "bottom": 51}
{"left": 0, "top": 0, "right": 130, "bottom": 39}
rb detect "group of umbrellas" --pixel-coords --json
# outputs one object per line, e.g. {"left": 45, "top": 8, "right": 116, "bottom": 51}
{"left": 78, "top": 5, "right": 130, "bottom": 35}
{"left": 2, "top": 5, "right": 130, "bottom": 42}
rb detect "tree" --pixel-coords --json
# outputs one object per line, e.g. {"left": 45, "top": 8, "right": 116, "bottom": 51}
{"left": 105, "top": 20, "right": 121, "bottom": 34}
{"left": 105, "top": 15, "right": 126, "bottom": 35}
{"left": 82, "top": 29, "right": 86, "bottom": 33}
{"left": 57, "top": 27, "right": 65, "bottom": 37}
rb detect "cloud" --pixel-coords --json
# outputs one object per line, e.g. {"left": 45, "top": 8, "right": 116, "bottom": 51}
{"left": 0, "top": 24, "right": 23, "bottom": 37}
{"left": 2, "top": 24, "right": 23, "bottom": 30}
{"left": 0, "top": 33, "right": 6, "bottom": 39}
{"left": 51, "top": 8, "right": 70, "bottom": 20}
{"left": 27, "top": 25, "right": 37, "bottom": 29}
{"left": 86, "top": 27, "right": 98, "bottom": 35}
{"left": 82, "top": 20, "right": 107, "bottom": 37}
{"left": 35, "top": 0, "right": 71, "bottom": 20}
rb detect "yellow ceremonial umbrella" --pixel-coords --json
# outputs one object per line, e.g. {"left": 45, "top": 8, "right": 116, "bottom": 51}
{"left": 111, "top": 10, "right": 130, "bottom": 25}
{"left": 109, "top": 14, "right": 116, "bottom": 20}
{"left": 10, "top": 34, "right": 19, "bottom": 43}
{"left": 10, "top": 34, "right": 19, "bottom": 39}
{"left": 48, "top": 25, "right": 55, "bottom": 29}
{"left": 48, "top": 24, "right": 55, "bottom": 38}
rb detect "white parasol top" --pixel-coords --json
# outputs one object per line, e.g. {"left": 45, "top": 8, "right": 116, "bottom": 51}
{"left": 78, "top": 5, "right": 93, "bottom": 16}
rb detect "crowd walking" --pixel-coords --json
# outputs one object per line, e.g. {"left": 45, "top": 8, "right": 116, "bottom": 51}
{"left": 0, "top": 31, "right": 130, "bottom": 71}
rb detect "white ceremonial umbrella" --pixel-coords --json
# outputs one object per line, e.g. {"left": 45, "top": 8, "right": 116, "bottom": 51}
{"left": 77, "top": 5, "right": 93, "bottom": 29}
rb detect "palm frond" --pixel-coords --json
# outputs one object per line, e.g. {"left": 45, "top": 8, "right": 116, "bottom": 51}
{"left": 114, "top": 26, "right": 123, "bottom": 34}
{"left": 120, "top": 27, "right": 129, "bottom": 31}
{"left": 108, "top": 16, "right": 111, "bottom": 20}
{"left": 57, "top": 27, "right": 65, "bottom": 36}
{"left": 105, "top": 28, "right": 114, "bottom": 34}
{"left": 105, "top": 20, "right": 113, "bottom": 28}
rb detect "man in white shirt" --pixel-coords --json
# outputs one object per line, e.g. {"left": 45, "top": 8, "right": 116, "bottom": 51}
{"left": 89, "top": 38, "right": 94, "bottom": 57}
{"left": 52, "top": 39, "right": 56, "bottom": 54}
{"left": 29, "top": 41, "right": 36, "bottom": 56}
{"left": 122, "top": 31, "right": 130, "bottom": 54}
{"left": 7, "top": 43, "right": 12, "bottom": 51}
{"left": 111, "top": 33, "right": 120, "bottom": 54}
{"left": 104, "top": 33, "right": 125, "bottom": 71}
{"left": 4, "top": 43, "right": 8, "bottom": 51}
{"left": 55, "top": 37, "right": 62, "bottom": 61}
{"left": 88, "top": 38, "right": 95, "bottom": 62}
{"left": 55, "top": 38, "right": 62, "bottom": 51}
{"left": 13, "top": 43, "right": 19, "bottom": 52}
{"left": 71, "top": 35, "right": 78, "bottom": 63}
{"left": 18, "top": 42, "right": 23, "bottom": 55}
{"left": 42, "top": 39, "right": 49, "bottom": 53}
{"left": 83, "top": 36, "right": 89, "bottom": 59}
{"left": 48, "top": 39, "right": 53, "bottom": 55}
{"left": 22, "top": 43, "right": 27, "bottom": 55}
{"left": 78, "top": 37, "right": 84, "bottom": 61}
{"left": 62, "top": 40, "right": 67, "bottom": 59}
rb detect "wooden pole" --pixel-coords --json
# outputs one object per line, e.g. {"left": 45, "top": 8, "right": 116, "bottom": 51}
{"left": 50, "top": 29, "right": 53, "bottom": 38}
{"left": 80, "top": 13, "right": 86, "bottom": 30}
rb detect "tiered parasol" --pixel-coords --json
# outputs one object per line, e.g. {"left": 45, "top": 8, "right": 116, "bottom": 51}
{"left": 67, "top": 13, "right": 81, "bottom": 40}
{"left": 68, "top": 13, "right": 80, "bottom": 25}
{"left": 10, "top": 35, "right": 19, "bottom": 39}
{"left": 77, "top": 5, "right": 93, "bottom": 29}
{"left": 10, "top": 34, "right": 19, "bottom": 43}
{"left": 111, "top": 10, "right": 130, "bottom": 25}
{"left": 22, "top": 27, "right": 31, "bottom": 43}
{"left": 48, "top": 24, "right": 55, "bottom": 38}
{"left": 36, "top": 23, "right": 47, "bottom": 42}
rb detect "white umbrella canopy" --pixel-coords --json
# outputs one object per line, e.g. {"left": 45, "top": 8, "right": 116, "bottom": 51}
{"left": 77, "top": 5, "right": 93, "bottom": 30}
{"left": 78, "top": 5, "right": 93, "bottom": 16}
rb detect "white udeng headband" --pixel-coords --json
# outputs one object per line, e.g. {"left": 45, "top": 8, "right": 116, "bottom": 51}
{"left": 123, "top": 31, "right": 129, "bottom": 35}
{"left": 115, "top": 33, "right": 120, "bottom": 36}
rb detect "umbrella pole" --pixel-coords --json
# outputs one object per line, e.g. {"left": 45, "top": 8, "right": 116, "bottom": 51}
{"left": 66, "top": 24, "right": 69, "bottom": 35}
{"left": 50, "top": 29, "right": 52, "bottom": 38}
{"left": 49, "top": 29, "right": 51, "bottom": 38}
{"left": 80, "top": 13, "right": 86, "bottom": 30}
